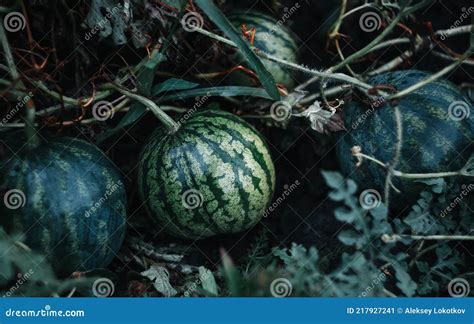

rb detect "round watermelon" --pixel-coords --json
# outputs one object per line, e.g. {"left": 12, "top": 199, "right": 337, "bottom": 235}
{"left": 337, "top": 70, "right": 474, "bottom": 203}
{"left": 0, "top": 137, "right": 127, "bottom": 273}
{"left": 227, "top": 11, "right": 298, "bottom": 89}
{"left": 138, "top": 109, "right": 276, "bottom": 239}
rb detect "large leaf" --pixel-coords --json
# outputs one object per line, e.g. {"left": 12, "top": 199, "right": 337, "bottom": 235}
{"left": 152, "top": 78, "right": 199, "bottom": 95}
{"left": 198, "top": 266, "right": 218, "bottom": 296}
{"left": 392, "top": 263, "right": 417, "bottom": 297}
{"left": 193, "top": 0, "right": 280, "bottom": 101}
{"left": 220, "top": 249, "right": 242, "bottom": 297}
{"left": 155, "top": 86, "right": 273, "bottom": 101}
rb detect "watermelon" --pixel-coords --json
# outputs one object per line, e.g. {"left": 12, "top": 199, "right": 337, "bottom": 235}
{"left": 227, "top": 11, "right": 298, "bottom": 89}
{"left": 0, "top": 136, "right": 127, "bottom": 273}
{"left": 337, "top": 70, "right": 474, "bottom": 204}
{"left": 138, "top": 109, "right": 276, "bottom": 239}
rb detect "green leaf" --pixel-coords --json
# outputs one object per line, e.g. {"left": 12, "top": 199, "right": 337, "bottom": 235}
{"left": 152, "top": 78, "right": 199, "bottom": 95}
{"left": 0, "top": 228, "right": 93, "bottom": 296}
{"left": 415, "top": 178, "right": 445, "bottom": 194}
{"left": 346, "top": 179, "right": 358, "bottom": 195}
{"left": 369, "top": 205, "right": 389, "bottom": 220}
{"left": 198, "top": 266, "right": 218, "bottom": 296}
{"left": 321, "top": 170, "right": 345, "bottom": 189}
{"left": 220, "top": 249, "right": 242, "bottom": 296}
{"left": 334, "top": 207, "right": 356, "bottom": 223}
{"left": 193, "top": 0, "right": 280, "bottom": 100}
{"left": 156, "top": 86, "right": 273, "bottom": 102}
{"left": 392, "top": 263, "right": 417, "bottom": 297}
{"left": 338, "top": 229, "right": 363, "bottom": 247}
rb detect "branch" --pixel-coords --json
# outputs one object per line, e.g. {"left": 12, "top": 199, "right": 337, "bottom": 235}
{"left": 382, "top": 234, "right": 474, "bottom": 243}
{"left": 104, "top": 83, "right": 180, "bottom": 132}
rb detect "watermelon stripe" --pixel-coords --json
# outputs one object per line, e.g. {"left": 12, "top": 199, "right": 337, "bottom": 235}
{"left": 0, "top": 137, "right": 127, "bottom": 273}
{"left": 190, "top": 116, "right": 275, "bottom": 189}
{"left": 138, "top": 110, "right": 275, "bottom": 239}
{"left": 183, "top": 149, "right": 224, "bottom": 234}
{"left": 337, "top": 70, "right": 474, "bottom": 204}
{"left": 188, "top": 131, "right": 255, "bottom": 230}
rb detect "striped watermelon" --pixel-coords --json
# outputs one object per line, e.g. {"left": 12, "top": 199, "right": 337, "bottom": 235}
{"left": 228, "top": 11, "right": 298, "bottom": 88}
{"left": 337, "top": 70, "right": 474, "bottom": 203}
{"left": 0, "top": 137, "right": 127, "bottom": 273}
{"left": 138, "top": 109, "right": 276, "bottom": 239}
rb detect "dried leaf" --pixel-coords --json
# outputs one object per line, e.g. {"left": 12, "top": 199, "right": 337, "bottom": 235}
{"left": 294, "top": 101, "right": 346, "bottom": 134}
{"left": 141, "top": 265, "right": 177, "bottom": 297}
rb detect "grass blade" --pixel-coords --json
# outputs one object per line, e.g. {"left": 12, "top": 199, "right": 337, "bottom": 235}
{"left": 194, "top": 0, "right": 280, "bottom": 101}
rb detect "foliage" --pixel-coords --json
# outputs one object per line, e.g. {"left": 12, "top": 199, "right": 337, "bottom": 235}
{"left": 0, "top": 228, "right": 94, "bottom": 297}
{"left": 0, "top": 0, "right": 472, "bottom": 298}
{"left": 209, "top": 172, "right": 472, "bottom": 297}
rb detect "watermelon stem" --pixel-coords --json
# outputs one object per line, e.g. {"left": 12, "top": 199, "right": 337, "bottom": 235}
{"left": 353, "top": 152, "right": 469, "bottom": 179}
{"left": 384, "top": 105, "right": 403, "bottom": 209}
{"left": 387, "top": 52, "right": 472, "bottom": 100}
{"left": 0, "top": 20, "right": 40, "bottom": 149}
{"left": 107, "top": 84, "right": 180, "bottom": 133}
{"left": 191, "top": 26, "right": 381, "bottom": 98}
{"left": 382, "top": 234, "right": 474, "bottom": 243}
{"left": 393, "top": 170, "right": 463, "bottom": 179}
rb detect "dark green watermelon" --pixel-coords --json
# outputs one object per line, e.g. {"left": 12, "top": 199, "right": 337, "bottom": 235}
{"left": 227, "top": 11, "right": 298, "bottom": 89}
{"left": 337, "top": 70, "right": 474, "bottom": 203}
{"left": 0, "top": 137, "right": 127, "bottom": 273}
{"left": 138, "top": 109, "right": 275, "bottom": 239}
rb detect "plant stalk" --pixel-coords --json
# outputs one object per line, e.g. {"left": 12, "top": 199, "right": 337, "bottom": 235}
{"left": 106, "top": 84, "right": 180, "bottom": 133}
{"left": 0, "top": 19, "right": 39, "bottom": 148}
